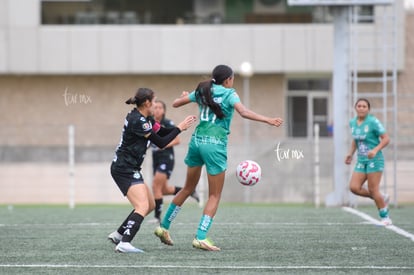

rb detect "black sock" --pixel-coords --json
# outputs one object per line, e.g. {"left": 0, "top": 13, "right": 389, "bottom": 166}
{"left": 117, "top": 209, "right": 135, "bottom": 235}
{"left": 154, "top": 198, "right": 163, "bottom": 219}
{"left": 174, "top": 186, "right": 182, "bottom": 195}
{"left": 122, "top": 212, "right": 144, "bottom": 243}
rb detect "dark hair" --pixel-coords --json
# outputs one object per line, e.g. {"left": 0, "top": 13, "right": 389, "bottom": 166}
{"left": 355, "top": 98, "right": 371, "bottom": 110}
{"left": 155, "top": 99, "right": 166, "bottom": 120}
{"left": 194, "top": 65, "right": 233, "bottom": 120}
{"left": 125, "top": 88, "right": 154, "bottom": 107}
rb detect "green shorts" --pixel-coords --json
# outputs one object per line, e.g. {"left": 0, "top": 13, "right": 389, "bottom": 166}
{"left": 184, "top": 135, "right": 227, "bottom": 176}
{"left": 354, "top": 155, "right": 384, "bottom": 174}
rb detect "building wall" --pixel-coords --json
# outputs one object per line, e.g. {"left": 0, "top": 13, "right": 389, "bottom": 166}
{"left": 0, "top": 74, "right": 285, "bottom": 149}
{"left": 0, "top": 1, "right": 413, "bottom": 205}
{"left": 0, "top": 0, "right": 406, "bottom": 74}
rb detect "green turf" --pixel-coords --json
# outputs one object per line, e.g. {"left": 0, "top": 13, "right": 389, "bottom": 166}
{"left": 0, "top": 203, "right": 413, "bottom": 275}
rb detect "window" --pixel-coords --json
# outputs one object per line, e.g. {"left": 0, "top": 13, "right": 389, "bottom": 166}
{"left": 43, "top": 0, "right": 371, "bottom": 25}
{"left": 41, "top": 0, "right": 194, "bottom": 25}
{"left": 287, "top": 79, "right": 331, "bottom": 138}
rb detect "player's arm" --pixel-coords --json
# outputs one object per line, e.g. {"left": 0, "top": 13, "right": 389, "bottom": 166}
{"left": 368, "top": 133, "right": 390, "bottom": 159}
{"left": 345, "top": 139, "right": 357, "bottom": 164}
{"left": 147, "top": 128, "right": 181, "bottom": 149}
{"left": 145, "top": 115, "right": 196, "bottom": 149}
{"left": 172, "top": 91, "right": 191, "bottom": 107}
{"left": 153, "top": 127, "right": 180, "bottom": 148}
{"left": 165, "top": 136, "right": 180, "bottom": 148}
{"left": 234, "top": 102, "right": 283, "bottom": 127}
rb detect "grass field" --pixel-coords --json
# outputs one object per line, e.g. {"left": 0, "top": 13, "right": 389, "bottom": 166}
{"left": 0, "top": 203, "right": 413, "bottom": 274}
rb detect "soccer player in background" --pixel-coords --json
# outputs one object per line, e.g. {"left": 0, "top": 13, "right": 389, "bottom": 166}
{"left": 154, "top": 64, "right": 283, "bottom": 251}
{"left": 107, "top": 88, "right": 196, "bottom": 253}
{"left": 345, "top": 98, "right": 392, "bottom": 225}
{"left": 149, "top": 99, "right": 199, "bottom": 224}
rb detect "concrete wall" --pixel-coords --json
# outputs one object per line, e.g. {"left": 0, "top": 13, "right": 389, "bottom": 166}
{"left": 0, "top": 0, "right": 406, "bottom": 74}
{"left": 0, "top": 74, "right": 285, "bottom": 148}
{"left": 0, "top": 2, "right": 413, "bottom": 205}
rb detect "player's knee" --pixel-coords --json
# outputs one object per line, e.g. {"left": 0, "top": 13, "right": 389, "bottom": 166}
{"left": 208, "top": 193, "right": 222, "bottom": 203}
{"left": 349, "top": 184, "right": 359, "bottom": 194}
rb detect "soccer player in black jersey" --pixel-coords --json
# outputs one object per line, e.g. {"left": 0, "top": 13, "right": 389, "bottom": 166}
{"left": 148, "top": 100, "right": 200, "bottom": 224}
{"left": 108, "top": 88, "right": 196, "bottom": 253}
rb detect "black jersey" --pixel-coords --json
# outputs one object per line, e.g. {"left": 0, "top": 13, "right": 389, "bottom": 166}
{"left": 151, "top": 117, "right": 175, "bottom": 158}
{"left": 113, "top": 108, "right": 153, "bottom": 172}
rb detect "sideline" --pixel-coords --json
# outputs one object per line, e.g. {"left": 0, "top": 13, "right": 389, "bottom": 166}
{"left": 342, "top": 206, "right": 414, "bottom": 242}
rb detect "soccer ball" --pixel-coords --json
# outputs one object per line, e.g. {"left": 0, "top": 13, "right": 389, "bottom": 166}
{"left": 236, "top": 160, "right": 261, "bottom": 186}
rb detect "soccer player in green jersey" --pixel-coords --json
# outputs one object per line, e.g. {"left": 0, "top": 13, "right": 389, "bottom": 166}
{"left": 345, "top": 98, "right": 392, "bottom": 225}
{"left": 155, "top": 64, "right": 283, "bottom": 251}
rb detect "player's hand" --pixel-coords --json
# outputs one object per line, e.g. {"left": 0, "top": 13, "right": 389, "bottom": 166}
{"left": 177, "top": 115, "right": 197, "bottom": 131}
{"left": 268, "top": 117, "right": 283, "bottom": 127}
{"left": 345, "top": 155, "right": 353, "bottom": 165}
{"left": 367, "top": 150, "right": 377, "bottom": 159}
{"left": 180, "top": 91, "right": 189, "bottom": 97}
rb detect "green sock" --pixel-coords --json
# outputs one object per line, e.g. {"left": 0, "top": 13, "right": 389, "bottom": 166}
{"left": 161, "top": 203, "right": 181, "bottom": 230}
{"left": 379, "top": 207, "right": 389, "bottom": 218}
{"left": 196, "top": 215, "right": 213, "bottom": 240}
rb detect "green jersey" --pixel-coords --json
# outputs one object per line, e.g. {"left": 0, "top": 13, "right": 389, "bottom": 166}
{"left": 349, "top": 114, "right": 386, "bottom": 162}
{"left": 189, "top": 84, "right": 240, "bottom": 142}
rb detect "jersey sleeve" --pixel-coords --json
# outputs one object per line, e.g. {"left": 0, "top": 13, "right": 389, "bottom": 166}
{"left": 188, "top": 91, "right": 197, "bottom": 103}
{"left": 229, "top": 90, "right": 241, "bottom": 106}
{"left": 372, "top": 117, "right": 386, "bottom": 135}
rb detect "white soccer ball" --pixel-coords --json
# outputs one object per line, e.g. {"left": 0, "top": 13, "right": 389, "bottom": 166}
{"left": 236, "top": 160, "right": 261, "bottom": 186}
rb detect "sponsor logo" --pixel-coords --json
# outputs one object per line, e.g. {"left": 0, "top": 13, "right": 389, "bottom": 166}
{"left": 133, "top": 171, "right": 141, "bottom": 179}
{"left": 142, "top": 123, "right": 151, "bottom": 130}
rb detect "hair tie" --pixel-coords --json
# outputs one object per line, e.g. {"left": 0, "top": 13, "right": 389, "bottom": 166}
{"left": 211, "top": 78, "right": 216, "bottom": 83}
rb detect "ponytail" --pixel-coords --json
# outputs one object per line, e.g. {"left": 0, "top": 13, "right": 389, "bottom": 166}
{"left": 125, "top": 88, "right": 154, "bottom": 107}
{"left": 194, "top": 64, "right": 233, "bottom": 120}
{"left": 125, "top": 97, "right": 137, "bottom": 105}
{"left": 195, "top": 80, "right": 225, "bottom": 119}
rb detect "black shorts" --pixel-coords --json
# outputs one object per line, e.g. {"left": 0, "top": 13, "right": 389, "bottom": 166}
{"left": 152, "top": 153, "right": 174, "bottom": 179}
{"left": 111, "top": 162, "right": 144, "bottom": 196}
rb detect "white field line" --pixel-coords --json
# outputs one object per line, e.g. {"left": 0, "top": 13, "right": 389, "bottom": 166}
{"left": 0, "top": 264, "right": 413, "bottom": 270}
{"left": 342, "top": 206, "right": 414, "bottom": 242}
{"left": 0, "top": 222, "right": 372, "bottom": 227}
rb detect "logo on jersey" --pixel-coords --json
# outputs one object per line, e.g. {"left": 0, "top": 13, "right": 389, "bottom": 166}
{"left": 142, "top": 123, "right": 151, "bottom": 131}
{"left": 356, "top": 163, "right": 365, "bottom": 169}
{"left": 364, "top": 125, "right": 369, "bottom": 133}
{"left": 133, "top": 171, "right": 141, "bottom": 179}
{"left": 140, "top": 117, "right": 146, "bottom": 122}
{"left": 213, "top": 97, "right": 223, "bottom": 104}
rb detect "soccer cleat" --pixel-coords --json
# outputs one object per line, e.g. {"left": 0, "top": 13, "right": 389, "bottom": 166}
{"left": 192, "top": 238, "right": 221, "bottom": 251}
{"left": 147, "top": 218, "right": 161, "bottom": 224}
{"left": 190, "top": 190, "right": 200, "bottom": 203}
{"left": 154, "top": 226, "right": 174, "bottom": 246}
{"left": 115, "top": 242, "right": 144, "bottom": 253}
{"left": 108, "top": 231, "right": 122, "bottom": 245}
{"left": 380, "top": 217, "right": 393, "bottom": 226}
